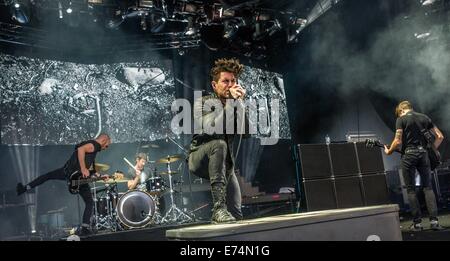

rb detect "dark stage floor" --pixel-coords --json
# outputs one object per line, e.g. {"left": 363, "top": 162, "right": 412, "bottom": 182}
{"left": 400, "top": 210, "right": 450, "bottom": 241}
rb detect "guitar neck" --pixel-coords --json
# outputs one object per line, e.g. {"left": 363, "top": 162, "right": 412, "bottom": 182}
{"left": 76, "top": 176, "right": 103, "bottom": 185}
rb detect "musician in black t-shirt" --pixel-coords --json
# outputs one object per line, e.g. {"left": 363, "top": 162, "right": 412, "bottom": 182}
{"left": 16, "top": 133, "right": 111, "bottom": 236}
{"left": 384, "top": 101, "right": 444, "bottom": 231}
{"left": 126, "top": 153, "right": 148, "bottom": 191}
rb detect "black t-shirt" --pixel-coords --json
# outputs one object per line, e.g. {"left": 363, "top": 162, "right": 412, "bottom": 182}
{"left": 64, "top": 140, "right": 102, "bottom": 173}
{"left": 395, "top": 111, "right": 434, "bottom": 152}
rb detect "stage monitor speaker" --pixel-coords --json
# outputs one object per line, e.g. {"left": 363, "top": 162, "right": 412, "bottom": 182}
{"left": 329, "top": 143, "right": 359, "bottom": 177}
{"left": 303, "top": 179, "right": 337, "bottom": 211}
{"left": 362, "top": 173, "right": 390, "bottom": 206}
{"left": 299, "top": 144, "right": 331, "bottom": 179}
{"left": 334, "top": 176, "right": 364, "bottom": 208}
{"left": 356, "top": 142, "right": 385, "bottom": 174}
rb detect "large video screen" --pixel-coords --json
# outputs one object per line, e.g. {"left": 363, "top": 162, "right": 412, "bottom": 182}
{"left": 239, "top": 67, "right": 291, "bottom": 140}
{"left": 0, "top": 53, "right": 175, "bottom": 145}
{"left": 0, "top": 53, "right": 290, "bottom": 145}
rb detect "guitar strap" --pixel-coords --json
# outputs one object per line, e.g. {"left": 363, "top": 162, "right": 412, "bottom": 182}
{"left": 409, "top": 112, "right": 432, "bottom": 149}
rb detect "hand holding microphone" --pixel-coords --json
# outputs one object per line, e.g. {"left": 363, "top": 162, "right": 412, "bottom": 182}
{"left": 229, "top": 84, "right": 246, "bottom": 100}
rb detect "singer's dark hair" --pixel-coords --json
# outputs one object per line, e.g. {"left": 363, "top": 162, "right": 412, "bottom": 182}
{"left": 210, "top": 58, "right": 244, "bottom": 82}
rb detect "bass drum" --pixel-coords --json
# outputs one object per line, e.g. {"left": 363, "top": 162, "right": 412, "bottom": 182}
{"left": 116, "top": 190, "right": 156, "bottom": 228}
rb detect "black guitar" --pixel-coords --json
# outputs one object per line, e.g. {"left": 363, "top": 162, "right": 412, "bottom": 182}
{"left": 365, "top": 138, "right": 440, "bottom": 170}
{"left": 420, "top": 129, "right": 441, "bottom": 171}
{"left": 67, "top": 170, "right": 109, "bottom": 194}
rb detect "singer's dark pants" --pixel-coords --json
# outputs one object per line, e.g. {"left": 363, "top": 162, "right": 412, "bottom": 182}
{"left": 28, "top": 167, "right": 94, "bottom": 226}
{"left": 188, "top": 139, "right": 242, "bottom": 220}
{"left": 401, "top": 149, "right": 438, "bottom": 223}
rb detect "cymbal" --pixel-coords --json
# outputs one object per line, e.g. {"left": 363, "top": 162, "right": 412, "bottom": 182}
{"left": 158, "top": 171, "right": 178, "bottom": 175}
{"left": 95, "top": 178, "right": 130, "bottom": 184}
{"left": 141, "top": 144, "right": 160, "bottom": 149}
{"left": 156, "top": 154, "right": 182, "bottom": 164}
{"left": 94, "top": 163, "right": 110, "bottom": 172}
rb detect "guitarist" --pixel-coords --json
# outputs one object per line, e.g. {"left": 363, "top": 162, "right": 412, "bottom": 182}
{"left": 384, "top": 101, "right": 444, "bottom": 231}
{"left": 16, "top": 133, "right": 111, "bottom": 236}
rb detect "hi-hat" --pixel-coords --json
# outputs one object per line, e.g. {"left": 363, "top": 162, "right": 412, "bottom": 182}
{"left": 94, "top": 163, "right": 110, "bottom": 172}
{"left": 141, "top": 144, "right": 160, "bottom": 149}
{"left": 158, "top": 171, "right": 178, "bottom": 175}
{"left": 156, "top": 155, "right": 182, "bottom": 164}
{"left": 95, "top": 178, "right": 130, "bottom": 184}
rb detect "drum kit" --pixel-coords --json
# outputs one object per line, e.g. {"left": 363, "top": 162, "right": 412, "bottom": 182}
{"left": 90, "top": 149, "right": 195, "bottom": 232}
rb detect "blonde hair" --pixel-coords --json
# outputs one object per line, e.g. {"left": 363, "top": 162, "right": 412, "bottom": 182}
{"left": 396, "top": 101, "right": 413, "bottom": 117}
{"left": 210, "top": 58, "right": 244, "bottom": 82}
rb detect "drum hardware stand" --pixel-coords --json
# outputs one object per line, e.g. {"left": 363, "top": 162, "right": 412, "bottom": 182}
{"left": 161, "top": 159, "right": 194, "bottom": 224}
{"left": 92, "top": 182, "right": 118, "bottom": 231}
{"left": 165, "top": 136, "right": 197, "bottom": 222}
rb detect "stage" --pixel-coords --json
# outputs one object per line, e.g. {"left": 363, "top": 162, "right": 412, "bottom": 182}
{"left": 55, "top": 204, "right": 408, "bottom": 241}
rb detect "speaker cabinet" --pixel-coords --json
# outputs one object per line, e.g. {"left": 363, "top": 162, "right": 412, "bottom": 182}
{"left": 335, "top": 176, "right": 364, "bottom": 208}
{"left": 299, "top": 144, "right": 332, "bottom": 179}
{"left": 329, "top": 143, "right": 359, "bottom": 177}
{"left": 299, "top": 142, "right": 388, "bottom": 211}
{"left": 356, "top": 142, "right": 385, "bottom": 174}
{"left": 303, "top": 179, "right": 337, "bottom": 211}
{"left": 362, "top": 174, "right": 390, "bottom": 205}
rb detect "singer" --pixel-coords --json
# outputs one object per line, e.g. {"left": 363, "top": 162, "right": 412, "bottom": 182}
{"left": 188, "top": 58, "right": 249, "bottom": 224}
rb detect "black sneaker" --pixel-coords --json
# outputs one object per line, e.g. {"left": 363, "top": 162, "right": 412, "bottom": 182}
{"left": 16, "top": 183, "right": 27, "bottom": 196}
{"left": 430, "top": 220, "right": 444, "bottom": 231}
{"left": 409, "top": 222, "right": 423, "bottom": 232}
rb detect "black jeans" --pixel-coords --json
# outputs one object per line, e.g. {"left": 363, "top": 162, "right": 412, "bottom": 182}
{"left": 401, "top": 149, "right": 438, "bottom": 222}
{"left": 188, "top": 139, "right": 242, "bottom": 219}
{"left": 28, "top": 167, "right": 94, "bottom": 226}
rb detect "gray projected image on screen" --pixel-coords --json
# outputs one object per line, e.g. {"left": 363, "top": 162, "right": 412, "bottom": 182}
{"left": 240, "top": 67, "right": 291, "bottom": 139}
{"left": 0, "top": 54, "right": 175, "bottom": 145}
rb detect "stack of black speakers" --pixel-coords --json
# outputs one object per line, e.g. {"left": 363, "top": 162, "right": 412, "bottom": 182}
{"left": 298, "top": 142, "right": 389, "bottom": 211}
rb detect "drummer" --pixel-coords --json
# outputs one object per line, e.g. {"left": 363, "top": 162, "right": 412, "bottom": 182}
{"left": 127, "top": 153, "right": 148, "bottom": 190}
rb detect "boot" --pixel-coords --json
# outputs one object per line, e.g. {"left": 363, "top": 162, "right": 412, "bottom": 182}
{"left": 16, "top": 183, "right": 27, "bottom": 196}
{"left": 211, "top": 183, "right": 236, "bottom": 224}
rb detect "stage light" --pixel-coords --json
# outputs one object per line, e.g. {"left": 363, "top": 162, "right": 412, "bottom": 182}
{"left": 422, "top": 0, "right": 437, "bottom": 6}
{"left": 253, "top": 19, "right": 282, "bottom": 41}
{"left": 287, "top": 18, "right": 307, "bottom": 43}
{"left": 58, "top": 1, "right": 63, "bottom": 19}
{"left": 149, "top": 13, "right": 166, "bottom": 33}
{"left": 185, "top": 17, "right": 196, "bottom": 36}
{"left": 140, "top": 16, "right": 147, "bottom": 30}
{"left": 11, "top": 2, "right": 29, "bottom": 24}
{"left": 223, "top": 18, "right": 245, "bottom": 39}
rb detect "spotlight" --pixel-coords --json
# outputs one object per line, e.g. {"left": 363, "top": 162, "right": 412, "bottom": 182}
{"left": 223, "top": 18, "right": 245, "bottom": 39}
{"left": 58, "top": 1, "right": 63, "bottom": 19}
{"left": 149, "top": 13, "right": 166, "bottom": 33}
{"left": 253, "top": 19, "right": 282, "bottom": 41}
{"left": 287, "top": 18, "right": 307, "bottom": 43}
{"left": 185, "top": 17, "right": 197, "bottom": 36}
{"left": 11, "top": 2, "right": 29, "bottom": 24}
{"left": 422, "top": 0, "right": 437, "bottom": 6}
